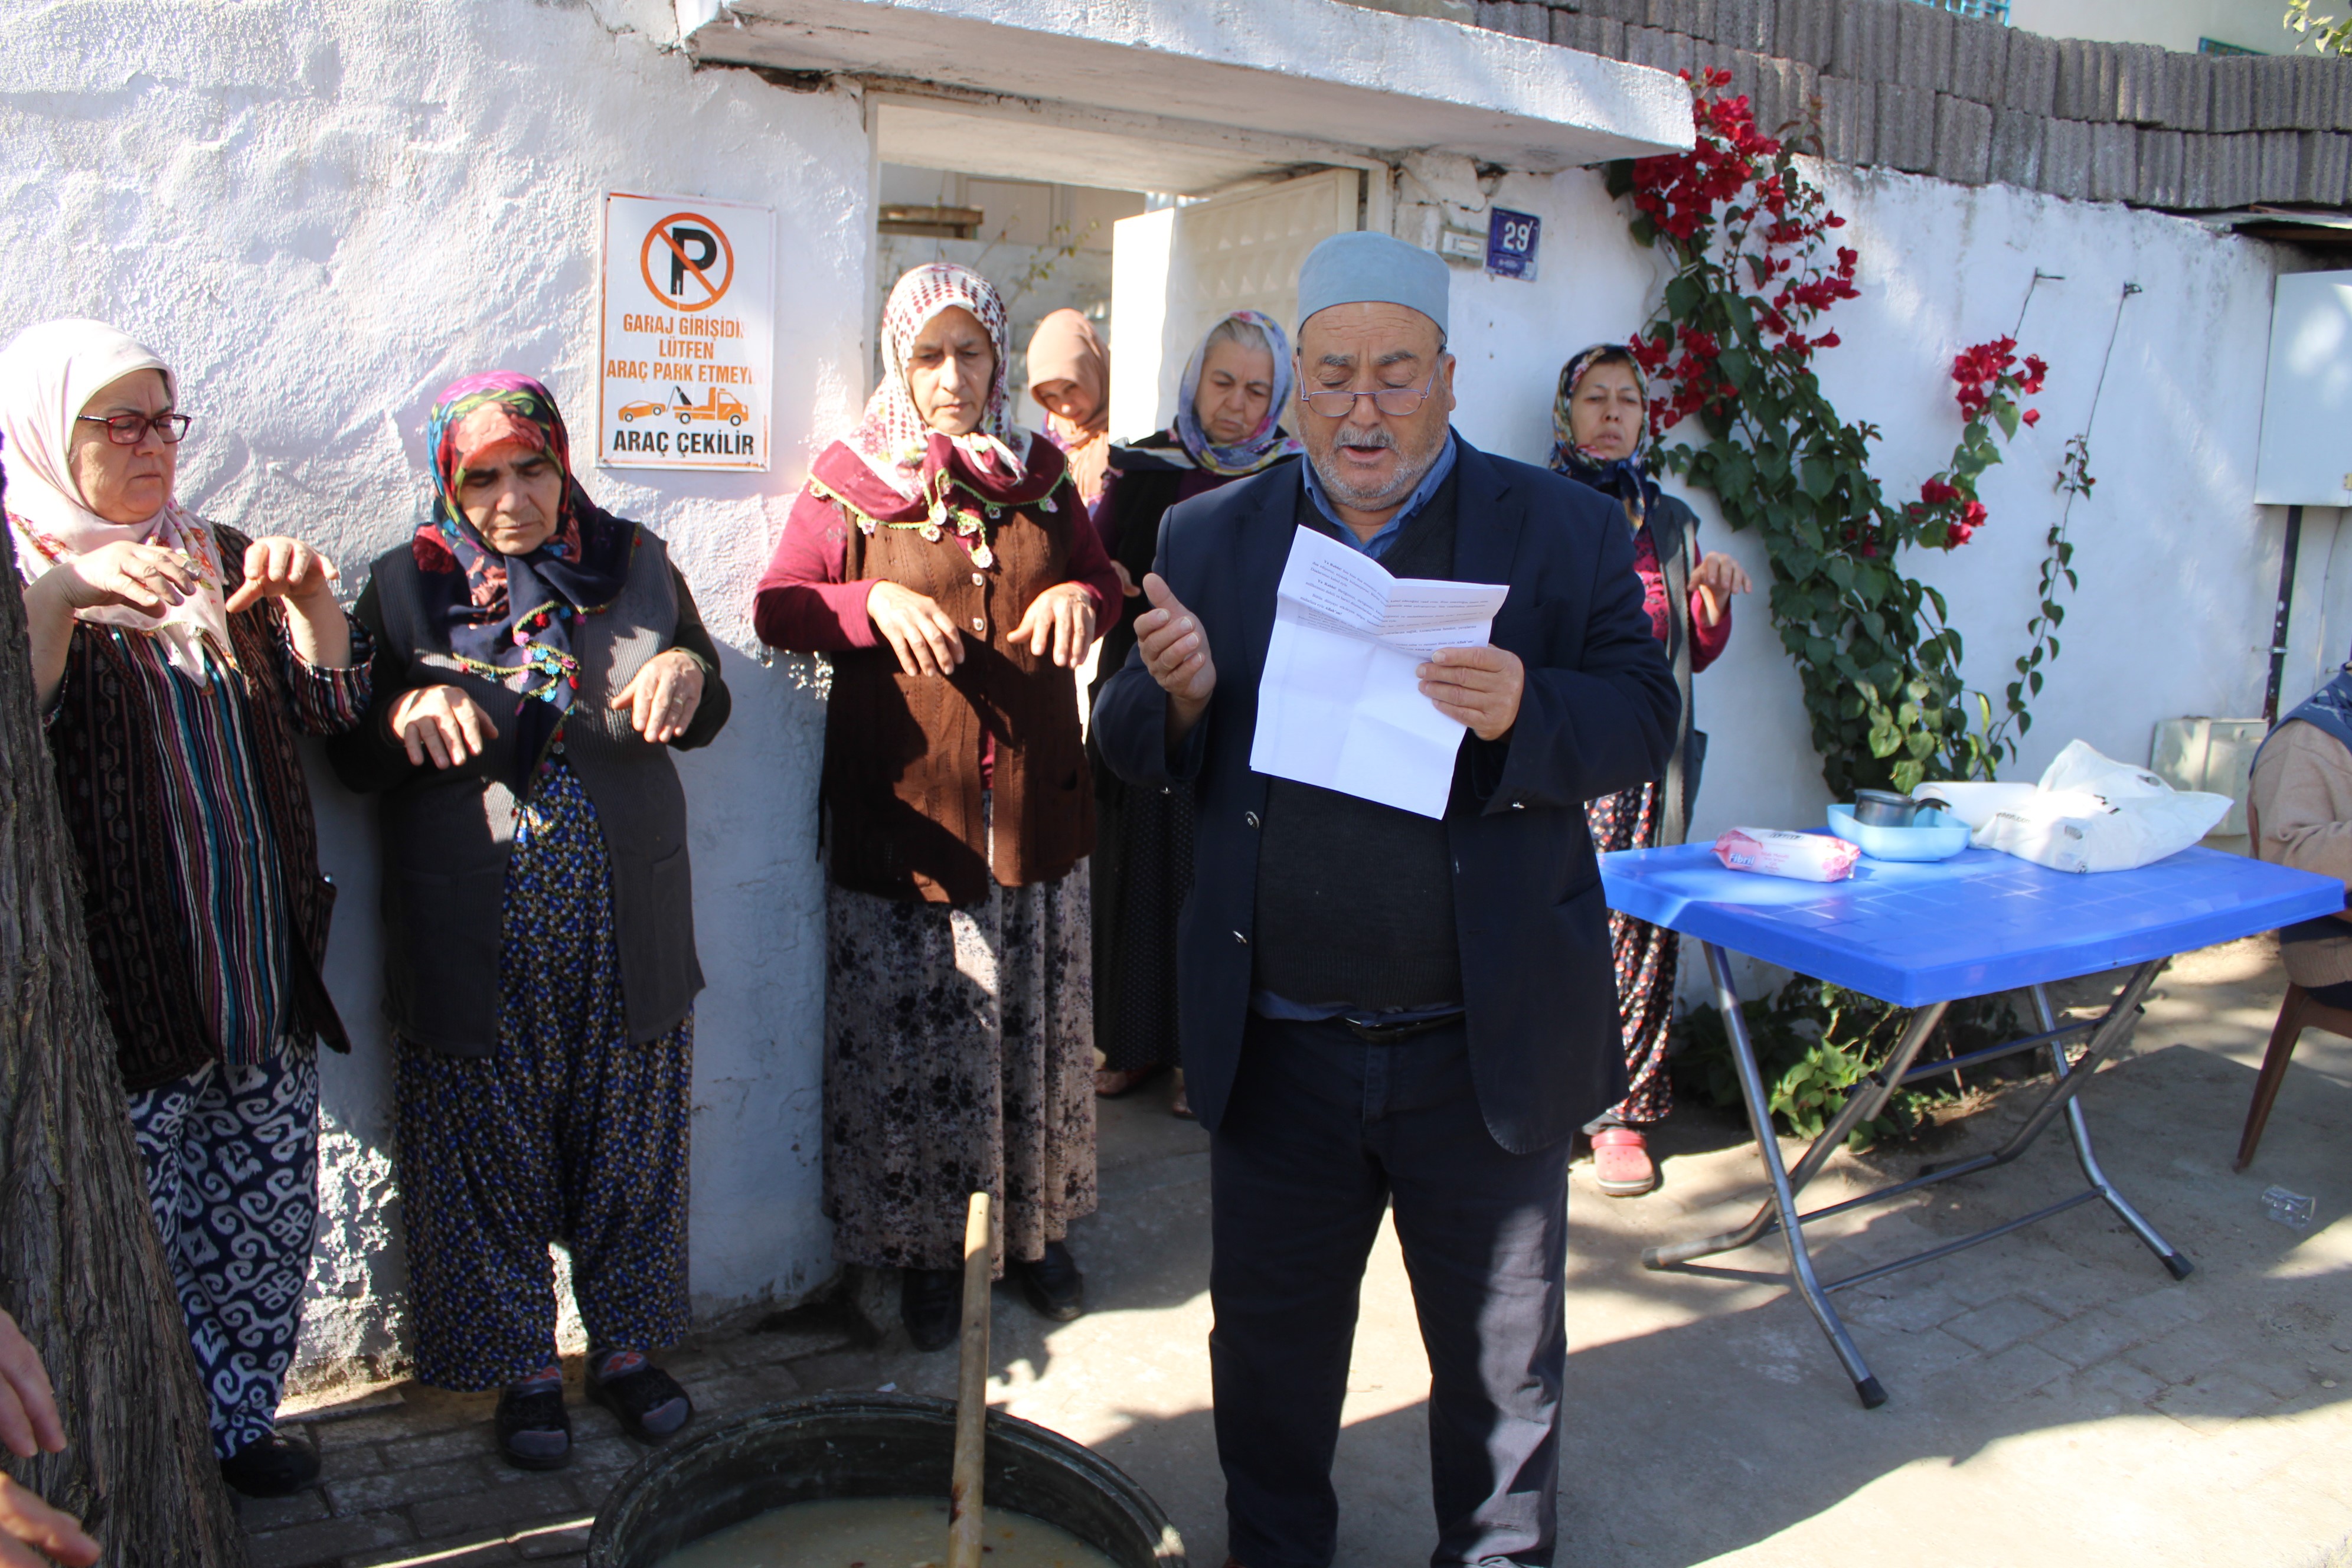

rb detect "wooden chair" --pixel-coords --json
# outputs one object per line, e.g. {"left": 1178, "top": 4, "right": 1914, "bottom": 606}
{"left": 2237, "top": 799, "right": 2352, "bottom": 1170}
{"left": 2236, "top": 982, "right": 2352, "bottom": 1170}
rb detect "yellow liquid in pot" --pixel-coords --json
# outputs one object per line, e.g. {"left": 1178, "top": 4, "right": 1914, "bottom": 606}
{"left": 654, "top": 1495, "right": 1124, "bottom": 1568}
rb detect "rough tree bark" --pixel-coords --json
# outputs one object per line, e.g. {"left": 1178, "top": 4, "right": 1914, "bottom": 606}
{"left": 0, "top": 532, "right": 248, "bottom": 1561}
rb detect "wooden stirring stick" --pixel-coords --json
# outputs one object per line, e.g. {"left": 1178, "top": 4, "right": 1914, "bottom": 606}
{"left": 948, "top": 1190, "right": 992, "bottom": 1568}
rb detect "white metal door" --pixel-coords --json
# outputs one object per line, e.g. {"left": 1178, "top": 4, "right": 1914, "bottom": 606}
{"left": 1108, "top": 169, "right": 1361, "bottom": 441}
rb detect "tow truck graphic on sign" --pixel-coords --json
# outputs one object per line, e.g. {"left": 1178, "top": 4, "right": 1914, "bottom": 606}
{"left": 616, "top": 386, "right": 749, "bottom": 426}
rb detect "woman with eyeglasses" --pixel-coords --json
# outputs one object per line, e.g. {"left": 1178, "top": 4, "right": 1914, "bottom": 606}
{"left": 1, "top": 319, "right": 370, "bottom": 1500}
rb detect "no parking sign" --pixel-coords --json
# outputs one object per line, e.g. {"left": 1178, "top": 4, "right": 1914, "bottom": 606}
{"left": 597, "top": 192, "right": 775, "bottom": 472}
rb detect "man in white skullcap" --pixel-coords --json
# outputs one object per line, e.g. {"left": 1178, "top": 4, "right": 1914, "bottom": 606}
{"left": 1094, "top": 231, "right": 1678, "bottom": 1565}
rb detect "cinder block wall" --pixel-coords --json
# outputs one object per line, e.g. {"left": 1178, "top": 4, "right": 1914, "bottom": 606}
{"left": 1472, "top": 0, "right": 2352, "bottom": 210}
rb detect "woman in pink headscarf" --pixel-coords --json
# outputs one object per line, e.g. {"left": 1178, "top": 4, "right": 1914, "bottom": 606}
{"left": 756, "top": 264, "right": 1123, "bottom": 1352}
{"left": 1025, "top": 308, "right": 1111, "bottom": 506}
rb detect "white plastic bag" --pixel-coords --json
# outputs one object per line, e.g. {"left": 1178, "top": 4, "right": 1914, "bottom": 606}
{"left": 1910, "top": 780, "right": 2040, "bottom": 831}
{"left": 1956, "top": 740, "right": 2231, "bottom": 874}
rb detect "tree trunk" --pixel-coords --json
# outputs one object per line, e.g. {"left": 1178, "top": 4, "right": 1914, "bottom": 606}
{"left": 0, "top": 534, "right": 248, "bottom": 1562}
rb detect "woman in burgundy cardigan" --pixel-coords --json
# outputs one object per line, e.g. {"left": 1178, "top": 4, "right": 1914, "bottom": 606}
{"left": 1551, "top": 342, "right": 1750, "bottom": 1199}
{"left": 755, "top": 264, "right": 1122, "bottom": 1351}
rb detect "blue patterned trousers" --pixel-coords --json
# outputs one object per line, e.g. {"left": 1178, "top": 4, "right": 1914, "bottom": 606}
{"left": 124, "top": 1046, "right": 320, "bottom": 1459}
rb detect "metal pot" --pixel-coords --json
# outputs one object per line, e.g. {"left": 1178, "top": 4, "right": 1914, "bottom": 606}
{"left": 587, "top": 1393, "right": 1184, "bottom": 1567}
{"left": 1850, "top": 789, "right": 1954, "bottom": 827}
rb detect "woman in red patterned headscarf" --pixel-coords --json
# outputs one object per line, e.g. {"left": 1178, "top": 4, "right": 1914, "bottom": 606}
{"left": 334, "top": 372, "right": 731, "bottom": 1472}
{"left": 756, "top": 264, "right": 1123, "bottom": 1352}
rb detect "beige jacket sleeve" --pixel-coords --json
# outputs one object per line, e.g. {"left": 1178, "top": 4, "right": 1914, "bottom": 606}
{"left": 2248, "top": 719, "right": 2352, "bottom": 988}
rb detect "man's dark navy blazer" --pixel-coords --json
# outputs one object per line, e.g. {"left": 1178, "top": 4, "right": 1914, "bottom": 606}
{"left": 1090, "top": 433, "right": 1680, "bottom": 1155}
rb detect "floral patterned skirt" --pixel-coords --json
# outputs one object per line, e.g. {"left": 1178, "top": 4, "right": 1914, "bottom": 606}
{"left": 396, "top": 762, "right": 692, "bottom": 1390}
{"left": 823, "top": 855, "right": 1097, "bottom": 1274}
{"left": 1585, "top": 781, "right": 1678, "bottom": 1126}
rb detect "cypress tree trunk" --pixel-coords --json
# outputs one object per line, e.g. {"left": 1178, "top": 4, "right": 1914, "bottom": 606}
{"left": 0, "top": 532, "right": 248, "bottom": 1562}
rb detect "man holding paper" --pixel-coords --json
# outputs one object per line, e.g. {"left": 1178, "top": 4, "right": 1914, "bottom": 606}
{"left": 1092, "top": 231, "right": 1678, "bottom": 1568}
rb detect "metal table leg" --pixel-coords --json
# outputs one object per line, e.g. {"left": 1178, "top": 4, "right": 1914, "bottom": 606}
{"left": 2027, "top": 985, "right": 2193, "bottom": 1279}
{"left": 1642, "top": 952, "right": 2181, "bottom": 1407}
{"left": 1685, "top": 940, "right": 1890, "bottom": 1409}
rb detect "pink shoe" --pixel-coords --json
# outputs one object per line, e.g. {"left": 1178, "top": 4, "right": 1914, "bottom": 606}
{"left": 1592, "top": 1128, "right": 1657, "bottom": 1197}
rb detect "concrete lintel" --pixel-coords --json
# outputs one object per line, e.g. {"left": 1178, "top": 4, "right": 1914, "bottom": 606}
{"left": 688, "top": 0, "right": 1695, "bottom": 178}
{"left": 863, "top": 77, "right": 1390, "bottom": 194}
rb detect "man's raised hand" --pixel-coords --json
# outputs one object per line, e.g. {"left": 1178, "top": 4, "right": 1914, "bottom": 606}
{"left": 1134, "top": 572, "right": 1216, "bottom": 741}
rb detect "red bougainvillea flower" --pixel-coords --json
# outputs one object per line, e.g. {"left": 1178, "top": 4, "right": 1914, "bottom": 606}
{"left": 1945, "top": 522, "right": 1975, "bottom": 547}
{"left": 1961, "top": 500, "right": 1987, "bottom": 527}
{"left": 1919, "top": 478, "right": 1959, "bottom": 505}
{"left": 2021, "top": 408, "right": 2040, "bottom": 426}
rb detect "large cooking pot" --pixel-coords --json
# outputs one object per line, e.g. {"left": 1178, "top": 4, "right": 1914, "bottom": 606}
{"left": 587, "top": 1393, "right": 1185, "bottom": 1567}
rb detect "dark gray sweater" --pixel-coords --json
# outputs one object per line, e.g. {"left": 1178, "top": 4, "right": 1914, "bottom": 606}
{"left": 331, "top": 529, "right": 729, "bottom": 1054}
{"left": 1250, "top": 472, "right": 1464, "bottom": 1012}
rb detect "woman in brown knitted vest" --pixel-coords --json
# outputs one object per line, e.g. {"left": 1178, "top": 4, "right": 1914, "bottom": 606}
{"left": 755, "top": 264, "right": 1123, "bottom": 1351}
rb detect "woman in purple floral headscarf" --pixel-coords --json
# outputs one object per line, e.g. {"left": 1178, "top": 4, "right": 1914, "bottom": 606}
{"left": 332, "top": 372, "right": 730, "bottom": 1472}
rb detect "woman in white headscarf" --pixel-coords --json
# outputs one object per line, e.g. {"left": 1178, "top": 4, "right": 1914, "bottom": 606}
{"left": 1087, "top": 310, "right": 1302, "bottom": 1116}
{"left": 2, "top": 319, "right": 370, "bottom": 1500}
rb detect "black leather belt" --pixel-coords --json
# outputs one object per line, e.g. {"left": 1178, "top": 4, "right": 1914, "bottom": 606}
{"left": 1342, "top": 1010, "right": 1465, "bottom": 1044}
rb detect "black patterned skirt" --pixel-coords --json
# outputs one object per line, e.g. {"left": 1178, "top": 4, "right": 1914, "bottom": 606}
{"left": 822, "top": 860, "right": 1098, "bottom": 1274}
{"left": 1585, "top": 781, "right": 1678, "bottom": 1126}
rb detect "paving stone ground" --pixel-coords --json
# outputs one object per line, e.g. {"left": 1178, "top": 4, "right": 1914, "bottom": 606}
{"left": 249, "top": 935, "right": 2352, "bottom": 1567}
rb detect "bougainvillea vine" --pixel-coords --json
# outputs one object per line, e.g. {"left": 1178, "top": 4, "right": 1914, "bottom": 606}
{"left": 1608, "top": 71, "right": 2061, "bottom": 793}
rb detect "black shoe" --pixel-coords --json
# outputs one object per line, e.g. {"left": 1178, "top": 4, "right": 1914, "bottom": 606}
{"left": 588, "top": 1354, "right": 693, "bottom": 1443}
{"left": 902, "top": 1267, "right": 962, "bottom": 1351}
{"left": 219, "top": 1431, "right": 320, "bottom": 1498}
{"left": 1014, "top": 1241, "right": 1085, "bottom": 1322}
{"left": 495, "top": 1381, "right": 572, "bottom": 1471}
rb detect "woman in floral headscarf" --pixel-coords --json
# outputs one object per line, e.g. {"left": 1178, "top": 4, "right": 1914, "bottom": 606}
{"left": 756, "top": 264, "right": 1122, "bottom": 1351}
{"left": 1087, "top": 310, "right": 1302, "bottom": 1117}
{"left": 331, "top": 373, "right": 730, "bottom": 1471}
{"left": 4, "top": 318, "right": 369, "bottom": 1500}
{"left": 1551, "top": 342, "right": 1748, "bottom": 1198}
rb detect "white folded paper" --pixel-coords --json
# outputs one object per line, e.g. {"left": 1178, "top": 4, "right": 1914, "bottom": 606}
{"left": 1248, "top": 525, "right": 1510, "bottom": 818}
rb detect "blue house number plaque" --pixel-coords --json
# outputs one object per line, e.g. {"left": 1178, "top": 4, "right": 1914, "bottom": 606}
{"left": 1486, "top": 208, "right": 1540, "bottom": 280}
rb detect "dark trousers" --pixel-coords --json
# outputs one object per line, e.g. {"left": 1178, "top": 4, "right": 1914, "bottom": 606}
{"left": 1210, "top": 1014, "right": 1571, "bottom": 1568}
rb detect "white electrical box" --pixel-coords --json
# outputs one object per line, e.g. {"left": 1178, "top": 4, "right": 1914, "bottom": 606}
{"left": 2150, "top": 717, "right": 2266, "bottom": 838}
{"left": 2255, "top": 270, "right": 2352, "bottom": 507}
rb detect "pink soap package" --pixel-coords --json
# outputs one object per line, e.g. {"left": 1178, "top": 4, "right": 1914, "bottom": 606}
{"left": 1713, "top": 827, "right": 1861, "bottom": 883}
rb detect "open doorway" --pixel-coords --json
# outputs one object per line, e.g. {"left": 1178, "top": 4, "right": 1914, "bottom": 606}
{"left": 868, "top": 98, "right": 1378, "bottom": 447}
{"left": 874, "top": 165, "right": 1147, "bottom": 398}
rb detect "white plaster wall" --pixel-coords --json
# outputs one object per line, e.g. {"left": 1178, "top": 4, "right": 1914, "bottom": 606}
{"left": 1428, "top": 159, "right": 2305, "bottom": 989}
{"left": 2007, "top": 0, "right": 2296, "bottom": 55}
{"left": 0, "top": 0, "right": 871, "bottom": 1389}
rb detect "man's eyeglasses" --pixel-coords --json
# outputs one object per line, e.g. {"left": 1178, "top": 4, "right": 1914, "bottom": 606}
{"left": 1298, "top": 363, "right": 1441, "bottom": 420}
{"left": 76, "top": 411, "right": 193, "bottom": 446}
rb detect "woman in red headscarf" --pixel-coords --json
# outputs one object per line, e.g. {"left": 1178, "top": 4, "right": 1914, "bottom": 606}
{"left": 334, "top": 373, "right": 730, "bottom": 1472}
{"left": 756, "top": 264, "right": 1123, "bottom": 1352}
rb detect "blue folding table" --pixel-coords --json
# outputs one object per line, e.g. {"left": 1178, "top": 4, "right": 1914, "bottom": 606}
{"left": 1599, "top": 841, "right": 2342, "bottom": 1407}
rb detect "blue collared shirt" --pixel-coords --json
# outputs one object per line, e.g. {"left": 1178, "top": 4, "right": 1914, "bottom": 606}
{"left": 1299, "top": 433, "right": 1459, "bottom": 561}
{"left": 1253, "top": 433, "right": 1466, "bottom": 1027}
